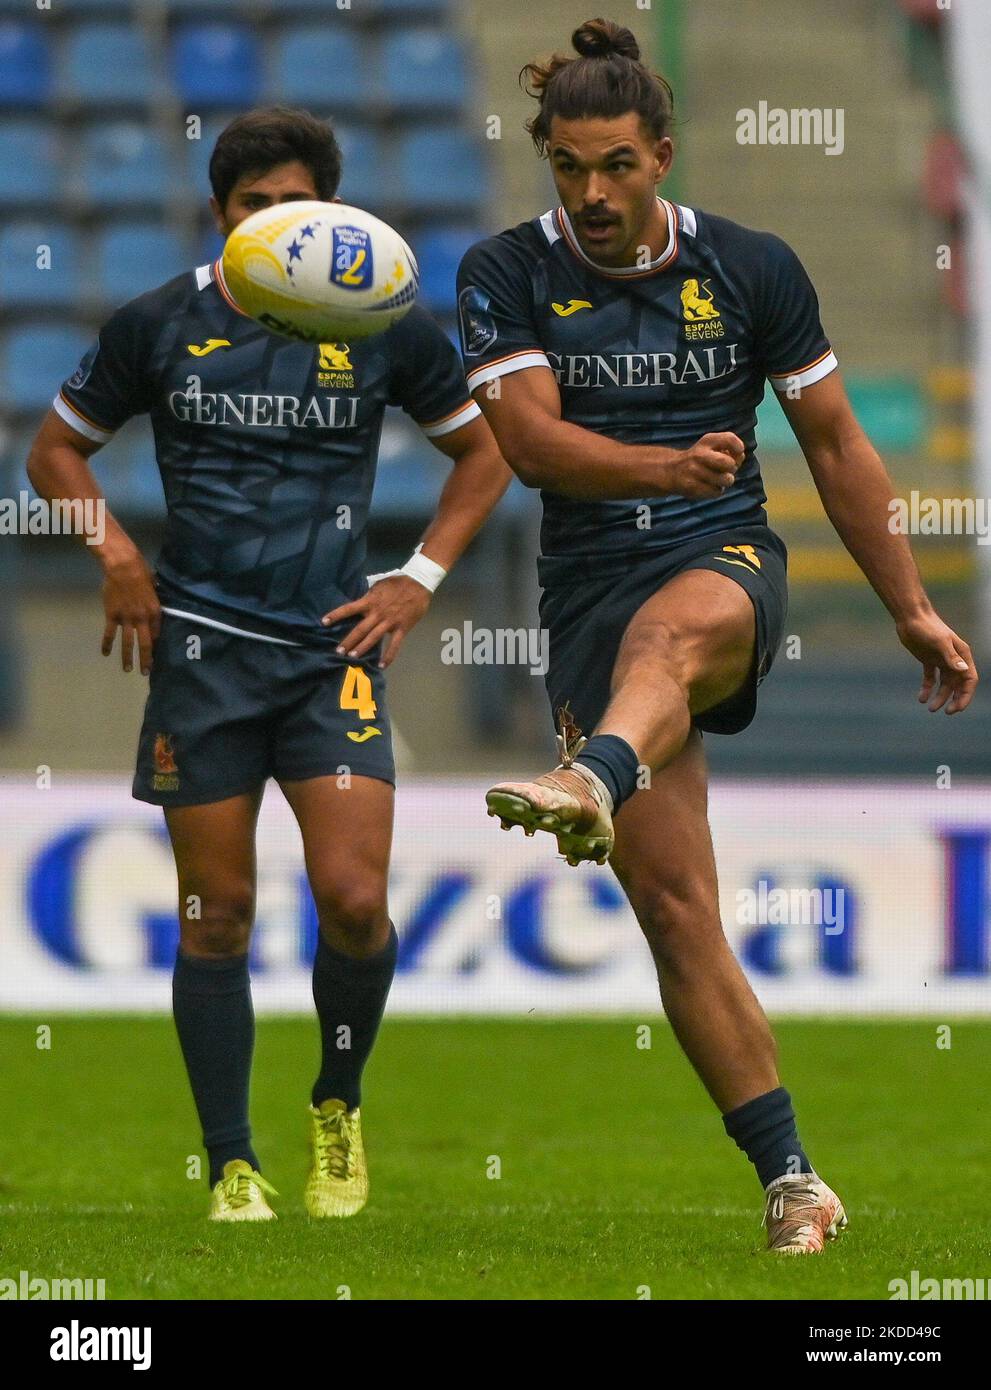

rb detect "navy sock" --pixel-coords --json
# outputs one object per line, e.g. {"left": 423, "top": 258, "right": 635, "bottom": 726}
{"left": 574, "top": 734, "right": 641, "bottom": 813}
{"left": 311, "top": 924, "right": 398, "bottom": 1111}
{"left": 723, "top": 1086, "right": 813, "bottom": 1188}
{"left": 172, "top": 951, "right": 258, "bottom": 1187}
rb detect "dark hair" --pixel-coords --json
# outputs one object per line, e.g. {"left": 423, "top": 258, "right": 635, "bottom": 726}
{"left": 208, "top": 106, "right": 342, "bottom": 207}
{"left": 520, "top": 17, "right": 674, "bottom": 157}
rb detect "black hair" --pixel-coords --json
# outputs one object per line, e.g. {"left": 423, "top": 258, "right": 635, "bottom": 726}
{"left": 208, "top": 106, "right": 342, "bottom": 207}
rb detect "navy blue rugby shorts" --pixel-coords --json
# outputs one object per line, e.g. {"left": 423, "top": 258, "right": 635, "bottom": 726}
{"left": 133, "top": 614, "right": 395, "bottom": 807}
{"left": 537, "top": 523, "right": 788, "bottom": 738}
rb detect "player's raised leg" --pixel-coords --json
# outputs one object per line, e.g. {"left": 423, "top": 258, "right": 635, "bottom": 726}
{"left": 166, "top": 789, "right": 278, "bottom": 1222}
{"left": 487, "top": 567, "right": 755, "bottom": 863}
{"left": 608, "top": 731, "right": 846, "bottom": 1254}
{"left": 279, "top": 774, "right": 396, "bottom": 1218}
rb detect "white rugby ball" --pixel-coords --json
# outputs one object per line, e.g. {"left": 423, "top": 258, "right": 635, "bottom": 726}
{"left": 219, "top": 199, "right": 419, "bottom": 342}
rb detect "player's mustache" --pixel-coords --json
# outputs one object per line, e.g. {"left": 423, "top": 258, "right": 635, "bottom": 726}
{"left": 578, "top": 210, "right": 619, "bottom": 224}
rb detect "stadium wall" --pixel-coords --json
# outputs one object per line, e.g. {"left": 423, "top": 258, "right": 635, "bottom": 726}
{"left": 2, "top": 776, "right": 990, "bottom": 1016}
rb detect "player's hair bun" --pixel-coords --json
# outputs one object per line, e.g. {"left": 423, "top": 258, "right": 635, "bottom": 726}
{"left": 572, "top": 17, "right": 641, "bottom": 62}
{"left": 520, "top": 16, "right": 671, "bottom": 157}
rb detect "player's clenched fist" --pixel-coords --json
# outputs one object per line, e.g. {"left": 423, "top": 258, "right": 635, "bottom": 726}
{"left": 661, "top": 432, "right": 745, "bottom": 498}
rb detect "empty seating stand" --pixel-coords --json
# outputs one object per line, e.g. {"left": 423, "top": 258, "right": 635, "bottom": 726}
{"left": 0, "top": 21, "right": 51, "bottom": 108}
{"left": 0, "top": 221, "right": 81, "bottom": 308}
{"left": 0, "top": 121, "right": 58, "bottom": 207}
{"left": 74, "top": 122, "right": 171, "bottom": 207}
{"left": 95, "top": 223, "right": 189, "bottom": 303}
{"left": 64, "top": 23, "right": 157, "bottom": 107}
{"left": 272, "top": 28, "right": 367, "bottom": 110}
{"left": 2, "top": 325, "right": 94, "bottom": 414}
{"left": 171, "top": 24, "right": 262, "bottom": 108}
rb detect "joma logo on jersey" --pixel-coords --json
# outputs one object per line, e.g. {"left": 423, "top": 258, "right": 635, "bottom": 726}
{"left": 317, "top": 342, "right": 355, "bottom": 388}
{"left": 544, "top": 343, "right": 738, "bottom": 389}
{"left": 168, "top": 391, "right": 360, "bottom": 429}
{"left": 187, "top": 338, "right": 232, "bottom": 356}
{"left": 681, "top": 279, "right": 725, "bottom": 341}
{"left": 551, "top": 299, "right": 593, "bottom": 317}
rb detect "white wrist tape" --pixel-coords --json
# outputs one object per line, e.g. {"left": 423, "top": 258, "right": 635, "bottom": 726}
{"left": 400, "top": 545, "right": 447, "bottom": 593}
{"left": 366, "top": 545, "right": 447, "bottom": 594}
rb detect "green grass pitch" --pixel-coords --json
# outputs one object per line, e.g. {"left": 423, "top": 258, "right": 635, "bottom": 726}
{"left": 1, "top": 1016, "right": 986, "bottom": 1300}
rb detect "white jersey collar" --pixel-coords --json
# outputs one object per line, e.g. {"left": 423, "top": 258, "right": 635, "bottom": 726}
{"left": 556, "top": 195, "right": 677, "bottom": 276}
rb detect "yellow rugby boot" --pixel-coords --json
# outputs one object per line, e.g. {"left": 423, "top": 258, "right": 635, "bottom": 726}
{"left": 485, "top": 704, "right": 614, "bottom": 866}
{"left": 762, "top": 1173, "right": 848, "bottom": 1254}
{"left": 208, "top": 1159, "right": 278, "bottom": 1223}
{"left": 305, "top": 1099, "right": 368, "bottom": 1218}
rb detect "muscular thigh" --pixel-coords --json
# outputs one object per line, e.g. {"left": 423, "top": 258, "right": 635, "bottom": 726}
{"left": 611, "top": 567, "right": 756, "bottom": 716}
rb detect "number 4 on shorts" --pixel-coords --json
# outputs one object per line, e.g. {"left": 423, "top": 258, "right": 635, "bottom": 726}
{"left": 339, "top": 664, "right": 377, "bottom": 720}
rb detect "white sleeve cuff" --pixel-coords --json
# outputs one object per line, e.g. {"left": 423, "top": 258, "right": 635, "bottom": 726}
{"left": 769, "top": 350, "right": 838, "bottom": 393}
{"left": 466, "top": 350, "right": 551, "bottom": 393}
{"left": 52, "top": 393, "right": 114, "bottom": 443}
{"left": 419, "top": 399, "right": 481, "bottom": 438}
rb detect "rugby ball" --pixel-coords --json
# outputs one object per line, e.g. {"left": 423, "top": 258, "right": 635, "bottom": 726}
{"left": 219, "top": 200, "right": 419, "bottom": 342}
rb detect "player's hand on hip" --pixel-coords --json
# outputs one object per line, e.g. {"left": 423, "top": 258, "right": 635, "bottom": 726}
{"left": 663, "top": 432, "right": 745, "bottom": 498}
{"left": 100, "top": 550, "right": 161, "bottom": 676}
{"left": 322, "top": 575, "right": 431, "bottom": 668}
{"left": 896, "top": 611, "right": 978, "bottom": 714}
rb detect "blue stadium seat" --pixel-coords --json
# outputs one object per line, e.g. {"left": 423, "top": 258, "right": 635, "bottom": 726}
{"left": 2, "top": 325, "right": 95, "bottom": 414}
{"left": 272, "top": 27, "right": 366, "bottom": 109}
{"left": 171, "top": 24, "right": 261, "bottom": 108}
{"left": 334, "top": 124, "right": 386, "bottom": 211}
{"left": 0, "top": 121, "right": 58, "bottom": 205}
{"left": 95, "top": 223, "right": 189, "bottom": 304}
{"left": 76, "top": 122, "right": 169, "bottom": 206}
{"left": 379, "top": 29, "right": 468, "bottom": 111}
{"left": 0, "top": 222, "right": 81, "bottom": 308}
{"left": 64, "top": 23, "right": 157, "bottom": 105}
{"left": 0, "top": 22, "right": 51, "bottom": 108}
{"left": 413, "top": 225, "right": 485, "bottom": 313}
{"left": 394, "top": 129, "right": 487, "bottom": 211}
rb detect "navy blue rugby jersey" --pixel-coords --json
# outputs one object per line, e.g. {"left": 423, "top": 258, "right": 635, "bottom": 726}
{"left": 55, "top": 260, "right": 479, "bottom": 645}
{"left": 456, "top": 197, "right": 837, "bottom": 559}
